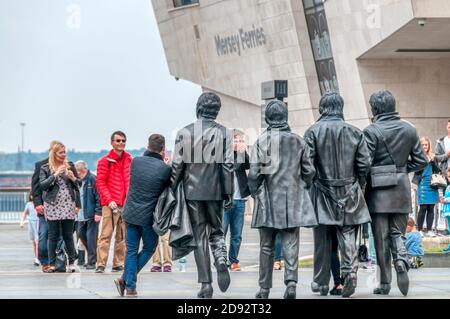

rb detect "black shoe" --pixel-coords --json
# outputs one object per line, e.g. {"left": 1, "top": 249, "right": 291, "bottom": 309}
{"left": 197, "top": 283, "right": 213, "bottom": 299}
{"left": 395, "top": 260, "right": 409, "bottom": 296}
{"left": 112, "top": 266, "right": 124, "bottom": 272}
{"left": 373, "top": 283, "right": 391, "bottom": 295}
{"left": 86, "top": 264, "right": 96, "bottom": 270}
{"left": 330, "top": 285, "right": 343, "bottom": 296}
{"left": 283, "top": 283, "right": 296, "bottom": 299}
{"left": 215, "top": 260, "right": 231, "bottom": 293}
{"left": 342, "top": 274, "right": 357, "bottom": 298}
{"left": 114, "top": 278, "right": 125, "bottom": 297}
{"left": 95, "top": 266, "right": 105, "bottom": 273}
{"left": 255, "top": 288, "right": 270, "bottom": 299}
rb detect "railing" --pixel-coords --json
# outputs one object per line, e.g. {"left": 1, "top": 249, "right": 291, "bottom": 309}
{"left": 0, "top": 188, "right": 29, "bottom": 223}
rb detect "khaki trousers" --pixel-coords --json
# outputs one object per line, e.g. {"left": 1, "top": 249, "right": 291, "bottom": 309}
{"left": 152, "top": 231, "right": 172, "bottom": 266}
{"left": 96, "top": 206, "right": 126, "bottom": 268}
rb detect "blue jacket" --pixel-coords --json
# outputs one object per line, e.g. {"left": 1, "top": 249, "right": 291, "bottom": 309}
{"left": 406, "top": 231, "right": 424, "bottom": 257}
{"left": 81, "top": 171, "right": 102, "bottom": 219}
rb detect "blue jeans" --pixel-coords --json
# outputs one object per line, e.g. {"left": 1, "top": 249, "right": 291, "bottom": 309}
{"left": 223, "top": 200, "right": 246, "bottom": 264}
{"left": 38, "top": 215, "right": 49, "bottom": 265}
{"left": 122, "top": 223, "right": 159, "bottom": 289}
{"left": 274, "top": 232, "right": 282, "bottom": 261}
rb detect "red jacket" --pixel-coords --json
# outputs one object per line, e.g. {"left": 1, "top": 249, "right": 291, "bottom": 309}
{"left": 96, "top": 150, "right": 132, "bottom": 207}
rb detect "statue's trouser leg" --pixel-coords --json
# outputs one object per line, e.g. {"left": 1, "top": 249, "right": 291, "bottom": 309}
{"left": 204, "top": 201, "right": 227, "bottom": 265}
{"left": 313, "top": 225, "right": 332, "bottom": 287}
{"left": 371, "top": 214, "right": 392, "bottom": 284}
{"left": 187, "top": 200, "right": 212, "bottom": 283}
{"left": 336, "top": 225, "right": 358, "bottom": 279}
{"left": 259, "top": 228, "right": 277, "bottom": 289}
{"left": 281, "top": 227, "right": 300, "bottom": 286}
{"left": 389, "top": 213, "right": 409, "bottom": 270}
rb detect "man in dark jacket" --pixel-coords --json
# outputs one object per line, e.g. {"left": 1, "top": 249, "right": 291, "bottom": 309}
{"left": 249, "top": 100, "right": 316, "bottom": 299}
{"left": 171, "top": 92, "right": 234, "bottom": 299}
{"left": 114, "top": 134, "right": 171, "bottom": 297}
{"left": 435, "top": 120, "right": 450, "bottom": 175}
{"left": 222, "top": 130, "right": 250, "bottom": 272}
{"left": 75, "top": 161, "right": 102, "bottom": 269}
{"left": 364, "top": 90, "right": 427, "bottom": 296}
{"left": 305, "top": 92, "right": 371, "bottom": 298}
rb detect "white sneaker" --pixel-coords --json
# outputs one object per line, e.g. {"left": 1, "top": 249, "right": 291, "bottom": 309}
{"left": 419, "top": 231, "right": 425, "bottom": 237}
{"left": 428, "top": 231, "right": 436, "bottom": 238}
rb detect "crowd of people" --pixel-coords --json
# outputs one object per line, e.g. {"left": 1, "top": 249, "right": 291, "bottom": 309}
{"left": 17, "top": 90, "right": 450, "bottom": 299}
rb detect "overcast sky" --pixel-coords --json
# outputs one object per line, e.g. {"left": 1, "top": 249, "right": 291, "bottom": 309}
{"left": 0, "top": 0, "right": 200, "bottom": 153}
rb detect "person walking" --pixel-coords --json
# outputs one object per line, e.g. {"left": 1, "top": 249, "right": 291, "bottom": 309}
{"left": 20, "top": 193, "right": 40, "bottom": 266}
{"left": 223, "top": 130, "right": 250, "bottom": 272}
{"left": 114, "top": 134, "right": 171, "bottom": 297}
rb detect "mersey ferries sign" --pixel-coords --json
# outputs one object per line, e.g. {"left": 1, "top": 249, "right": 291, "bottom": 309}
{"left": 214, "top": 25, "right": 266, "bottom": 57}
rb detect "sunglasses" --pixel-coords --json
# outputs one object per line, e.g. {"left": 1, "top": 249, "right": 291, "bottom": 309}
{"left": 114, "top": 139, "right": 126, "bottom": 143}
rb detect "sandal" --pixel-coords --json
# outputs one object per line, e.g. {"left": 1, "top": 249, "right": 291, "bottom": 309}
{"left": 46, "top": 266, "right": 56, "bottom": 273}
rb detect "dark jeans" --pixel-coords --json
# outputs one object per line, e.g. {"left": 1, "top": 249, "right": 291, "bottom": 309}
{"left": 418, "top": 204, "right": 435, "bottom": 231}
{"left": 38, "top": 215, "right": 49, "bottom": 265}
{"left": 223, "top": 199, "right": 246, "bottom": 264}
{"left": 78, "top": 219, "right": 99, "bottom": 266}
{"left": 122, "top": 223, "right": 159, "bottom": 289}
{"left": 47, "top": 219, "right": 78, "bottom": 265}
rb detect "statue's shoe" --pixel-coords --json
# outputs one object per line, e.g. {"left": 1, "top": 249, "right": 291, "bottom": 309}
{"left": 373, "top": 283, "right": 391, "bottom": 295}
{"left": 395, "top": 261, "right": 409, "bottom": 296}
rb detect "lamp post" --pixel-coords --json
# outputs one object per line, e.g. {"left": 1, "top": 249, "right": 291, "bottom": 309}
{"left": 20, "top": 123, "right": 25, "bottom": 152}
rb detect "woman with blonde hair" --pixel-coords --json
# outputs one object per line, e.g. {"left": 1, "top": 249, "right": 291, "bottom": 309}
{"left": 39, "top": 141, "right": 80, "bottom": 272}
{"left": 412, "top": 137, "right": 440, "bottom": 237}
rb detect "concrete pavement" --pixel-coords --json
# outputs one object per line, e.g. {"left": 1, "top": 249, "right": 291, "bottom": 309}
{"left": 1, "top": 222, "right": 450, "bottom": 299}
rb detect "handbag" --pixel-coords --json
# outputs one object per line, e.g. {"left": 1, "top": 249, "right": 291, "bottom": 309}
{"left": 55, "top": 240, "right": 67, "bottom": 273}
{"left": 430, "top": 173, "right": 447, "bottom": 189}
{"left": 357, "top": 227, "right": 369, "bottom": 263}
{"left": 370, "top": 124, "right": 398, "bottom": 189}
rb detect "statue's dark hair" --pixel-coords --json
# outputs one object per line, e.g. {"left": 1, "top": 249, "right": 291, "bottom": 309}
{"left": 265, "top": 100, "right": 288, "bottom": 126}
{"left": 196, "top": 92, "right": 221, "bottom": 119}
{"left": 369, "top": 90, "right": 396, "bottom": 116}
{"left": 319, "top": 92, "right": 344, "bottom": 117}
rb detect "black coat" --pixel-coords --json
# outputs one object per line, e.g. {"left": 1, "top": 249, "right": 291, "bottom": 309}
{"left": 80, "top": 171, "right": 102, "bottom": 219}
{"left": 31, "top": 158, "right": 48, "bottom": 207}
{"left": 122, "top": 151, "right": 171, "bottom": 227}
{"left": 436, "top": 136, "right": 449, "bottom": 175}
{"left": 39, "top": 162, "right": 81, "bottom": 208}
{"left": 248, "top": 127, "right": 317, "bottom": 229}
{"left": 170, "top": 118, "right": 234, "bottom": 201}
{"left": 304, "top": 115, "right": 371, "bottom": 226}
{"left": 363, "top": 112, "right": 427, "bottom": 214}
{"left": 233, "top": 151, "right": 250, "bottom": 198}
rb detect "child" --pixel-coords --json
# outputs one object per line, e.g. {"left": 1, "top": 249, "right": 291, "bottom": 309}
{"left": 20, "top": 193, "right": 40, "bottom": 266}
{"left": 406, "top": 217, "right": 424, "bottom": 268}
{"left": 441, "top": 168, "right": 450, "bottom": 252}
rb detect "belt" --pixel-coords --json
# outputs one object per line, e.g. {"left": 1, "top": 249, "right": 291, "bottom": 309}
{"left": 317, "top": 177, "right": 356, "bottom": 187}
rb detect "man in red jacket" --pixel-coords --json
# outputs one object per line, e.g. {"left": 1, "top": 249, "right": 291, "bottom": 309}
{"left": 95, "top": 131, "right": 132, "bottom": 273}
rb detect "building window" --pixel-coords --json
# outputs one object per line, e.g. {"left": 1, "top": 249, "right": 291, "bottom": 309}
{"left": 173, "top": 0, "right": 199, "bottom": 8}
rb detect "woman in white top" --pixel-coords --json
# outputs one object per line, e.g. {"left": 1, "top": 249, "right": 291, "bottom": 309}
{"left": 20, "top": 193, "right": 40, "bottom": 266}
